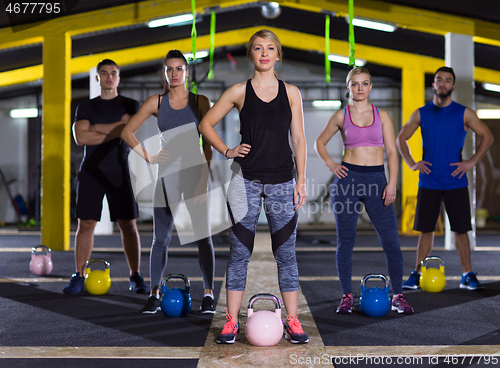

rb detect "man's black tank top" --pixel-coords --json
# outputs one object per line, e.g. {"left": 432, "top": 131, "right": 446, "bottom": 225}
{"left": 232, "top": 79, "right": 294, "bottom": 184}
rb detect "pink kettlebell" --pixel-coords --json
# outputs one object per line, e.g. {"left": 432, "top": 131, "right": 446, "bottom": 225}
{"left": 29, "top": 245, "right": 53, "bottom": 276}
{"left": 245, "top": 293, "right": 283, "bottom": 347}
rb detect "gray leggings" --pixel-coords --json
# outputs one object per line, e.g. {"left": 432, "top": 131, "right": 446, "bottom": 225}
{"left": 149, "top": 170, "right": 215, "bottom": 291}
{"left": 225, "top": 175, "right": 299, "bottom": 292}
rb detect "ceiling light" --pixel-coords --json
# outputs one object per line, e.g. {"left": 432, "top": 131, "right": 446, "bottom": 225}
{"left": 148, "top": 14, "right": 193, "bottom": 28}
{"left": 328, "top": 54, "right": 366, "bottom": 67}
{"left": 477, "top": 109, "right": 500, "bottom": 119}
{"left": 10, "top": 108, "right": 38, "bottom": 118}
{"left": 482, "top": 83, "right": 500, "bottom": 93}
{"left": 261, "top": 2, "right": 281, "bottom": 19}
{"left": 183, "top": 50, "right": 209, "bottom": 60}
{"left": 346, "top": 16, "right": 397, "bottom": 32}
{"left": 312, "top": 100, "right": 342, "bottom": 109}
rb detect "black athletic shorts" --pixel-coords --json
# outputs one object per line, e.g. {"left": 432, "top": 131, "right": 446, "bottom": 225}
{"left": 413, "top": 186, "right": 472, "bottom": 233}
{"left": 75, "top": 169, "right": 138, "bottom": 221}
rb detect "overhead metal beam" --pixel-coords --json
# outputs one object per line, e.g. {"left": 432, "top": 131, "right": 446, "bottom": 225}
{"left": 1, "top": 0, "right": 500, "bottom": 52}
{"left": 3, "top": 27, "right": 500, "bottom": 89}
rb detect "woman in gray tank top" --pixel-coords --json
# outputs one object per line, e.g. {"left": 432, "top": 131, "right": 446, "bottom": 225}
{"left": 122, "top": 50, "right": 216, "bottom": 315}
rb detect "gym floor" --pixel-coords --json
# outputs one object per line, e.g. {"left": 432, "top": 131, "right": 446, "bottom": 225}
{"left": 1, "top": 228, "right": 500, "bottom": 368}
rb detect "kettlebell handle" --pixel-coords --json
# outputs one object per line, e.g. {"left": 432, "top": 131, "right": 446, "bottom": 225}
{"left": 161, "top": 273, "right": 191, "bottom": 290}
{"left": 247, "top": 293, "right": 282, "bottom": 310}
{"left": 421, "top": 256, "right": 445, "bottom": 268}
{"left": 361, "top": 273, "right": 390, "bottom": 288}
{"left": 86, "top": 258, "right": 110, "bottom": 269}
{"left": 32, "top": 245, "right": 51, "bottom": 256}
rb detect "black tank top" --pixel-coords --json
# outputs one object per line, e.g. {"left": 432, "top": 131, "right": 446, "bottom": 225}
{"left": 233, "top": 79, "right": 294, "bottom": 184}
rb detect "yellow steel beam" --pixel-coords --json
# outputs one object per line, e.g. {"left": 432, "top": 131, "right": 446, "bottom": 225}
{"left": 0, "top": 65, "right": 43, "bottom": 87}
{"left": 41, "top": 32, "right": 71, "bottom": 251}
{"left": 399, "top": 63, "right": 425, "bottom": 234}
{"left": 3, "top": 27, "right": 500, "bottom": 88}
{"left": 281, "top": 0, "right": 496, "bottom": 43}
{"left": 1, "top": 0, "right": 500, "bottom": 52}
{"left": 0, "top": 36, "right": 43, "bottom": 50}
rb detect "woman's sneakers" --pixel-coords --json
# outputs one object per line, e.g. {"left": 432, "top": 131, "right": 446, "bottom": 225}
{"left": 141, "top": 295, "right": 161, "bottom": 314}
{"left": 336, "top": 293, "right": 354, "bottom": 314}
{"left": 391, "top": 294, "right": 414, "bottom": 314}
{"left": 285, "top": 315, "right": 309, "bottom": 344}
{"left": 200, "top": 295, "right": 216, "bottom": 314}
{"left": 216, "top": 309, "right": 240, "bottom": 344}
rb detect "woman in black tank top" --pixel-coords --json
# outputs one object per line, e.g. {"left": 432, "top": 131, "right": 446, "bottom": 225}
{"left": 122, "top": 50, "right": 216, "bottom": 315}
{"left": 199, "top": 29, "right": 309, "bottom": 344}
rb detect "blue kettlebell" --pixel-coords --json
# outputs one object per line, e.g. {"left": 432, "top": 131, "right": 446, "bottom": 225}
{"left": 359, "top": 274, "right": 391, "bottom": 317}
{"left": 160, "top": 273, "right": 192, "bottom": 317}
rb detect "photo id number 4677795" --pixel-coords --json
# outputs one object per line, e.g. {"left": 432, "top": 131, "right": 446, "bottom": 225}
{"left": 439, "top": 355, "right": 498, "bottom": 365}
{"left": 5, "top": 2, "right": 61, "bottom": 14}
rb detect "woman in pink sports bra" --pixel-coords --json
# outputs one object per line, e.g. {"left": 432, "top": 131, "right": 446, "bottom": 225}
{"left": 315, "top": 67, "right": 414, "bottom": 315}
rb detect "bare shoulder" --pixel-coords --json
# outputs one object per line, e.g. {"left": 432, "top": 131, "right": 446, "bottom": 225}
{"left": 330, "top": 109, "right": 344, "bottom": 126}
{"left": 228, "top": 81, "right": 247, "bottom": 95}
{"left": 464, "top": 106, "right": 479, "bottom": 119}
{"left": 283, "top": 82, "right": 301, "bottom": 97}
{"left": 378, "top": 108, "right": 393, "bottom": 122}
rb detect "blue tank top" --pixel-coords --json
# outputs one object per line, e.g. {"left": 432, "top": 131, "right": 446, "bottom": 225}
{"left": 419, "top": 101, "right": 468, "bottom": 190}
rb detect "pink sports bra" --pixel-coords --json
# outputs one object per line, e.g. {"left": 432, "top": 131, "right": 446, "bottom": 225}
{"left": 341, "top": 105, "right": 384, "bottom": 149}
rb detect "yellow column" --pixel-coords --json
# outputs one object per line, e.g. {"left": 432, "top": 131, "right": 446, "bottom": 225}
{"left": 41, "top": 32, "right": 71, "bottom": 251}
{"left": 400, "top": 63, "right": 425, "bottom": 234}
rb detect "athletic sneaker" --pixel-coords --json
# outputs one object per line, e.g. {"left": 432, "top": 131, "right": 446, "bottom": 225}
{"left": 336, "top": 293, "right": 354, "bottom": 314}
{"left": 460, "top": 272, "right": 484, "bottom": 290}
{"left": 216, "top": 309, "right": 240, "bottom": 344}
{"left": 402, "top": 271, "right": 421, "bottom": 290}
{"left": 391, "top": 294, "right": 414, "bottom": 314}
{"left": 200, "top": 295, "right": 216, "bottom": 314}
{"left": 63, "top": 272, "right": 85, "bottom": 294}
{"left": 141, "top": 295, "right": 161, "bottom": 314}
{"left": 285, "top": 315, "right": 309, "bottom": 344}
{"left": 129, "top": 272, "right": 148, "bottom": 294}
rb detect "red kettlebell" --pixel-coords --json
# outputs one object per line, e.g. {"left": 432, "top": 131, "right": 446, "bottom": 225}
{"left": 29, "top": 245, "right": 53, "bottom": 276}
{"left": 245, "top": 293, "right": 283, "bottom": 347}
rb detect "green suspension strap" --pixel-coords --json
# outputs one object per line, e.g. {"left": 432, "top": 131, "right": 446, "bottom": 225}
{"left": 325, "top": 14, "right": 331, "bottom": 84}
{"left": 190, "top": 0, "right": 198, "bottom": 93}
{"left": 208, "top": 11, "right": 216, "bottom": 80}
{"left": 348, "top": 0, "right": 356, "bottom": 69}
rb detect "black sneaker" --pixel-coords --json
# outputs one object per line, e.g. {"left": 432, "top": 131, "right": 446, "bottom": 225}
{"left": 129, "top": 272, "right": 148, "bottom": 294}
{"left": 63, "top": 272, "right": 85, "bottom": 294}
{"left": 200, "top": 295, "right": 216, "bottom": 314}
{"left": 141, "top": 295, "right": 161, "bottom": 314}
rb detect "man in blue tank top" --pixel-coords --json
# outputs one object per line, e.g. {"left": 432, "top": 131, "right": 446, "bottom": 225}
{"left": 397, "top": 66, "right": 494, "bottom": 291}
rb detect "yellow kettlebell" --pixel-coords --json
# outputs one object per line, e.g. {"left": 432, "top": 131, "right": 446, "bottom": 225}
{"left": 84, "top": 258, "right": 111, "bottom": 295}
{"left": 420, "top": 256, "right": 446, "bottom": 293}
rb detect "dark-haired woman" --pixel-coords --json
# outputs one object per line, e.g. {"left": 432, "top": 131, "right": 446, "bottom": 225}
{"left": 121, "top": 50, "right": 216, "bottom": 314}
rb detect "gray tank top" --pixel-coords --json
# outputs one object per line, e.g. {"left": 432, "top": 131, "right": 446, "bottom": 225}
{"left": 156, "top": 92, "right": 204, "bottom": 176}
{"left": 157, "top": 92, "right": 200, "bottom": 133}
